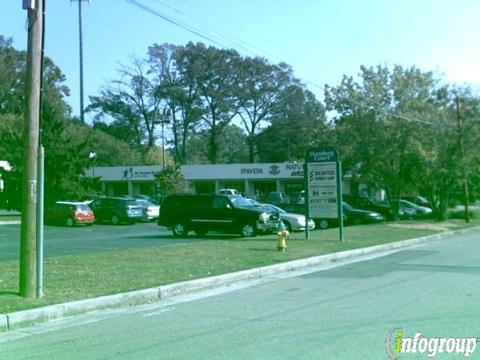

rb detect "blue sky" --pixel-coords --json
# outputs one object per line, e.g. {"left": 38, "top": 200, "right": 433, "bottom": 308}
{"left": 1, "top": 0, "right": 479, "bottom": 121}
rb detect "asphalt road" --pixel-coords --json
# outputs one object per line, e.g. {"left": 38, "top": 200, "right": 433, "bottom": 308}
{"left": 1, "top": 230, "right": 480, "bottom": 359}
{"left": 0, "top": 222, "right": 193, "bottom": 262}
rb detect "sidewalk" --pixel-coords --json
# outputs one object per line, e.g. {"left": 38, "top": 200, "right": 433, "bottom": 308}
{"left": 1, "top": 225, "right": 479, "bottom": 332}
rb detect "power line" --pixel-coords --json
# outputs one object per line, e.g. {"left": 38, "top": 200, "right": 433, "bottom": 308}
{"left": 126, "top": 0, "right": 228, "bottom": 49}
{"left": 151, "top": 0, "right": 261, "bottom": 55}
{"left": 126, "top": 0, "right": 329, "bottom": 96}
{"left": 122, "top": 1, "right": 438, "bottom": 122}
{"left": 152, "top": 0, "right": 284, "bottom": 60}
{"left": 178, "top": 0, "right": 295, "bottom": 59}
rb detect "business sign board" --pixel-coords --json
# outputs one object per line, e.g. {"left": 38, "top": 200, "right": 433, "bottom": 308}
{"left": 306, "top": 162, "right": 338, "bottom": 218}
{"left": 305, "top": 147, "right": 343, "bottom": 240}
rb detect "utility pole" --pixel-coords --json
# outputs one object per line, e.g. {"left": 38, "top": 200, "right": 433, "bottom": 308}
{"left": 20, "top": 0, "right": 43, "bottom": 298}
{"left": 72, "top": 0, "right": 89, "bottom": 123}
{"left": 455, "top": 95, "right": 470, "bottom": 223}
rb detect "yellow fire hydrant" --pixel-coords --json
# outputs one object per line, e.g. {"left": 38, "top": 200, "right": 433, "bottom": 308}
{"left": 276, "top": 221, "right": 289, "bottom": 252}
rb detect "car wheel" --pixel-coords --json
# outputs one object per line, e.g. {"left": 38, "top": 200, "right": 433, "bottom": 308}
{"left": 172, "top": 223, "right": 188, "bottom": 237}
{"left": 65, "top": 217, "right": 75, "bottom": 227}
{"left": 283, "top": 221, "right": 293, "bottom": 232}
{"left": 240, "top": 223, "right": 256, "bottom": 237}
{"left": 318, "top": 219, "right": 329, "bottom": 230}
{"left": 111, "top": 214, "right": 120, "bottom": 225}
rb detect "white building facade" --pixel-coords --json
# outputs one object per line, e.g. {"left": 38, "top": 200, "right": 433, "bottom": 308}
{"left": 88, "top": 163, "right": 353, "bottom": 201}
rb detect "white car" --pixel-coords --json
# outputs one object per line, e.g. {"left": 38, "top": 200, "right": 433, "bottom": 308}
{"left": 218, "top": 188, "right": 242, "bottom": 196}
{"left": 400, "top": 199, "right": 433, "bottom": 216}
{"left": 136, "top": 199, "right": 160, "bottom": 221}
{"left": 261, "top": 203, "right": 315, "bottom": 232}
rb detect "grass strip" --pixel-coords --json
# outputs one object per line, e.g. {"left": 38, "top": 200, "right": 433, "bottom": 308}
{"left": 0, "top": 219, "right": 477, "bottom": 313}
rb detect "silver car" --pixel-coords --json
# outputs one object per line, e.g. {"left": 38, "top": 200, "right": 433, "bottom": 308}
{"left": 261, "top": 204, "right": 315, "bottom": 232}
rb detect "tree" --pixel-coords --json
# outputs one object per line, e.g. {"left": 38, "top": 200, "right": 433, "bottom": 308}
{"left": 0, "top": 36, "right": 145, "bottom": 204}
{"left": 0, "top": 36, "right": 26, "bottom": 115}
{"left": 257, "top": 85, "right": 329, "bottom": 162}
{"left": 88, "top": 57, "right": 162, "bottom": 150}
{"left": 235, "top": 58, "right": 296, "bottom": 163}
{"left": 154, "top": 165, "right": 186, "bottom": 197}
{"left": 415, "top": 86, "right": 480, "bottom": 219}
{"left": 148, "top": 43, "right": 204, "bottom": 165}
{"left": 143, "top": 146, "right": 174, "bottom": 166}
{"left": 179, "top": 43, "right": 240, "bottom": 164}
{"left": 324, "top": 65, "right": 441, "bottom": 218}
{"left": 187, "top": 124, "right": 248, "bottom": 164}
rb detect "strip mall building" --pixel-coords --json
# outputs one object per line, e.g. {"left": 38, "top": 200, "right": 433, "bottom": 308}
{"left": 88, "top": 163, "right": 355, "bottom": 201}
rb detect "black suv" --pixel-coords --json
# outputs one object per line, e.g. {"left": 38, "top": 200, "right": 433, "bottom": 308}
{"left": 158, "top": 194, "right": 280, "bottom": 237}
{"left": 89, "top": 197, "right": 144, "bottom": 225}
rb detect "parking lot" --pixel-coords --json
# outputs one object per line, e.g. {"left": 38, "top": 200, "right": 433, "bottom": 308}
{"left": 0, "top": 222, "right": 196, "bottom": 262}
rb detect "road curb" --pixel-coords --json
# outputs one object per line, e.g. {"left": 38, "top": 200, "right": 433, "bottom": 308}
{"left": 2, "top": 225, "right": 479, "bottom": 332}
{"left": 0, "top": 221, "right": 20, "bottom": 225}
{"left": 5, "top": 287, "right": 161, "bottom": 330}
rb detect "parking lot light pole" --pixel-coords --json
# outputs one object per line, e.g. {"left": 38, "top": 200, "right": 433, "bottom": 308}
{"left": 89, "top": 151, "right": 97, "bottom": 190}
{"left": 161, "top": 119, "right": 170, "bottom": 169}
{"left": 154, "top": 109, "right": 171, "bottom": 169}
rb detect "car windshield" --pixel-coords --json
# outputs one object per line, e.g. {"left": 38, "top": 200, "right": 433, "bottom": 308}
{"left": 342, "top": 201, "right": 353, "bottom": 210}
{"left": 125, "top": 200, "right": 140, "bottom": 207}
{"left": 137, "top": 199, "right": 154, "bottom": 207}
{"left": 243, "top": 198, "right": 263, "bottom": 207}
{"left": 77, "top": 204, "right": 91, "bottom": 211}
{"left": 264, "top": 204, "right": 285, "bottom": 214}
{"left": 231, "top": 197, "right": 257, "bottom": 209}
{"left": 400, "top": 200, "right": 416, "bottom": 207}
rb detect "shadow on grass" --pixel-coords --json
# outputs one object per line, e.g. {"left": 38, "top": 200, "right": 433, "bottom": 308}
{"left": 126, "top": 233, "right": 279, "bottom": 242}
{"left": 249, "top": 248, "right": 278, "bottom": 252}
{"left": 0, "top": 291, "right": 19, "bottom": 297}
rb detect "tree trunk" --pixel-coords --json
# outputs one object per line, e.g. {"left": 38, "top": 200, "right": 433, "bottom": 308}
{"left": 248, "top": 133, "right": 255, "bottom": 163}
{"left": 437, "top": 185, "right": 449, "bottom": 221}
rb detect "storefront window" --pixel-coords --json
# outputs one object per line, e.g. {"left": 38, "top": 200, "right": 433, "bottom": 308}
{"left": 195, "top": 182, "right": 215, "bottom": 194}
{"left": 284, "top": 182, "right": 304, "bottom": 203}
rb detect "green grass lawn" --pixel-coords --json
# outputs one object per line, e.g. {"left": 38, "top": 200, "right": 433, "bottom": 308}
{"left": 0, "top": 218, "right": 478, "bottom": 313}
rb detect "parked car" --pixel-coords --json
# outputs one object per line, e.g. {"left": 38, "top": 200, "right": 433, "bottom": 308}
{"left": 400, "top": 199, "right": 433, "bottom": 217}
{"left": 158, "top": 194, "right": 280, "bottom": 237}
{"left": 89, "top": 197, "right": 144, "bottom": 225}
{"left": 261, "top": 203, "right": 315, "bottom": 232}
{"left": 282, "top": 203, "right": 342, "bottom": 230}
{"left": 218, "top": 189, "right": 242, "bottom": 196}
{"left": 399, "top": 204, "right": 417, "bottom": 219}
{"left": 297, "top": 190, "right": 305, "bottom": 204}
{"left": 136, "top": 198, "right": 160, "bottom": 221}
{"left": 342, "top": 201, "right": 385, "bottom": 225}
{"left": 342, "top": 194, "right": 393, "bottom": 219}
{"left": 283, "top": 202, "right": 384, "bottom": 228}
{"left": 402, "top": 195, "right": 431, "bottom": 208}
{"left": 45, "top": 201, "right": 95, "bottom": 227}
{"left": 266, "top": 192, "right": 288, "bottom": 206}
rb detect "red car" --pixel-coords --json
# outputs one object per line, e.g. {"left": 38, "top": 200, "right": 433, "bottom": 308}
{"left": 45, "top": 201, "right": 95, "bottom": 227}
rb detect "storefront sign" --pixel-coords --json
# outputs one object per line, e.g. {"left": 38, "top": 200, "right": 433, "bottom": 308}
{"left": 240, "top": 168, "right": 264, "bottom": 175}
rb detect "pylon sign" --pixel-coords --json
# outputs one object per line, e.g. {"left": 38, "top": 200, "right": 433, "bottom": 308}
{"left": 304, "top": 147, "right": 344, "bottom": 241}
